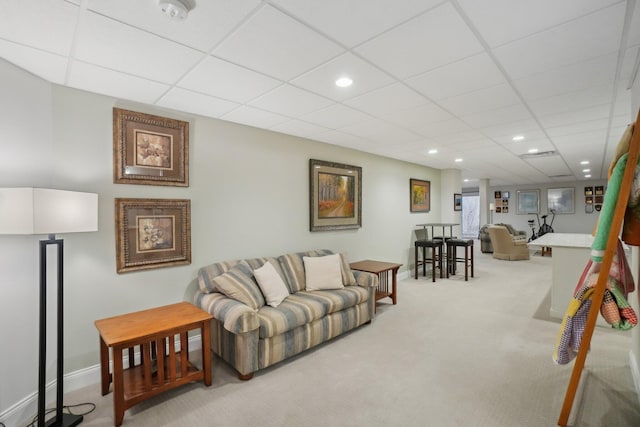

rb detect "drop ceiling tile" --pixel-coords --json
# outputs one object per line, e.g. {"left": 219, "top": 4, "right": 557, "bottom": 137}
{"left": 67, "top": 61, "right": 170, "bottom": 104}
{"left": 493, "top": 3, "right": 626, "bottom": 79}
{"left": 0, "top": 41, "right": 67, "bottom": 84}
{"left": 545, "top": 118, "right": 609, "bottom": 138}
{"left": 220, "top": 106, "right": 289, "bottom": 129}
{"left": 536, "top": 104, "right": 611, "bottom": 128}
{"left": 214, "top": 4, "right": 344, "bottom": 81}
{"left": 314, "top": 130, "right": 371, "bottom": 150}
{"left": 339, "top": 118, "right": 422, "bottom": 144}
{"left": 418, "top": 118, "right": 472, "bottom": 138}
{"left": 502, "top": 138, "right": 556, "bottom": 156}
{"left": 628, "top": 3, "right": 640, "bottom": 46}
{"left": 75, "top": 12, "right": 203, "bottom": 83}
{"left": 512, "top": 52, "right": 617, "bottom": 101}
{"left": 0, "top": 0, "right": 78, "bottom": 56}
{"left": 156, "top": 87, "right": 240, "bottom": 118}
{"left": 480, "top": 119, "right": 545, "bottom": 142}
{"left": 527, "top": 83, "right": 614, "bottom": 117}
{"left": 300, "top": 104, "right": 371, "bottom": 129}
{"left": 525, "top": 155, "right": 573, "bottom": 178}
{"left": 270, "top": 119, "right": 329, "bottom": 139}
{"left": 406, "top": 53, "right": 506, "bottom": 101}
{"left": 457, "top": 0, "right": 621, "bottom": 47}
{"left": 355, "top": 2, "right": 483, "bottom": 79}
{"left": 439, "top": 83, "right": 521, "bottom": 116}
{"left": 291, "top": 52, "right": 394, "bottom": 101}
{"left": 271, "top": 0, "right": 443, "bottom": 47}
{"left": 343, "top": 83, "right": 428, "bottom": 117}
{"left": 178, "top": 56, "right": 281, "bottom": 103}
{"left": 433, "top": 130, "right": 487, "bottom": 144}
{"left": 84, "top": 0, "right": 261, "bottom": 51}
{"left": 460, "top": 103, "right": 533, "bottom": 128}
{"left": 249, "top": 84, "right": 333, "bottom": 117}
{"left": 383, "top": 103, "right": 453, "bottom": 131}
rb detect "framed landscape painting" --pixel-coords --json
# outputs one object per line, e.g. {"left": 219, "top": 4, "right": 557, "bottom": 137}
{"left": 115, "top": 198, "right": 191, "bottom": 273}
{"left": 410, "top": 179, "right": 431, "bottom": 212}
{"left": 548, "top": 187, "right": 575, "bottom": 214}
{"left": 309, "top": 159, "right": 362, "bottom": 231}
{"left": 113, "top": 108, "right": 189, "bottom": 186}
{"left": 516, "top": 189, "right": 540, "bottom": 215}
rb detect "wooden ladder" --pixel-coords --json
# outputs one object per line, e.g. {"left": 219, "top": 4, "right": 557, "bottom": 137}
{"left": 557, "top": 107, "right": 640, "bottom": 426}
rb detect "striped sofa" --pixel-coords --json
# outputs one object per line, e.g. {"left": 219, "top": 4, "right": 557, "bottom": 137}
{"left": 194, "top": 249, "right": 378, "bottom": 380}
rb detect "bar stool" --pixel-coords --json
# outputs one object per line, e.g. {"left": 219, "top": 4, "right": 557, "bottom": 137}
{"left": 446, "top": 239, "right": 474, "bottom": 281}
{"left": 414, "top": 229, "right": 443, "bottom": 282}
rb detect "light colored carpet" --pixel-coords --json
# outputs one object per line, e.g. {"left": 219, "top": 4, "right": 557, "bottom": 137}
{"left": 67, "top": 246, "right": 640, "bottom": 426}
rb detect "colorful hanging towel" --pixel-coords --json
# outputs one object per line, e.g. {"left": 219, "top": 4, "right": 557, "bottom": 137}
{"left": 554, "top": 239, "right": 637, "bottom": 365}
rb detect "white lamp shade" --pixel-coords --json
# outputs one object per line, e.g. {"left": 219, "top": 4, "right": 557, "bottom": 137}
{"left": 489, "top": 202, "right": 495, "bottom": 211}
{"left": 0, "top": 188, "right": 98, "bottom": 235}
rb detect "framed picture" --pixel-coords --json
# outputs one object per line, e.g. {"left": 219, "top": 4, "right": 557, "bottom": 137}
{"left": 503, "top": 191, "right": 510, "bottom": 199}
{"left": 409, "top": 178, "right": 431, "bottom": 213}
{"left": 309, "top": 159, "right": 362, "bottom": 231}
{"left": 516, "top": 189, "right": 540, "bottom": 214}
{"left": 494, "top": 191, "right": 502, "bottom": 199}
{"left": 113, "top": 108, "right": 189, "bottom": 186}
{"left": 115, "top": 198, "right": 191, "bottom": 273}
{"left": 548, "top": 187, "right": 575, "bottom": 214}
{"left": 453, "top": 193, "right": 462, "bottom": 211}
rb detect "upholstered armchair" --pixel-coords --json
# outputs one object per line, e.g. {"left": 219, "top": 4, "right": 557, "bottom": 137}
{"left": 487, "top": 225, "right": 530, "bottom": 261}
{"left": 480, "top": 223, "right": 527, "bottom": 253}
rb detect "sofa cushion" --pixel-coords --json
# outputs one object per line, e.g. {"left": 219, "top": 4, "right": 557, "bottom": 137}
{"left": 279, "top": 250, "right": 356, "bottom": 292}
{"left": 297, "top": 287, "right": 369, "bottom": 315}
{"left": 257, "top": 293, "right": 327, "bottom": 338}
{"left": 212, "top": 261, "right": 265, "bottom": 310}
{"left": 303, "top": 254, "right": 344, "bottom": 291}
{"left": 198, "top": 259, "right": 244, "bottom": 293}
{"left": 254, "top": 260, "right": 290, "bottom": 308}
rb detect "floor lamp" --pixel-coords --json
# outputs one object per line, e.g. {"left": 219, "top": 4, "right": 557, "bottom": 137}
{"left": 0, "top": 188, "right": 98, "bottom": 427}
{"left": 489, "top": 202, "right": 495, "bottom": 224}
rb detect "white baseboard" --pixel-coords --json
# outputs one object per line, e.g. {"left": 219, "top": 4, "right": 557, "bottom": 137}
{"left": 0, "top": 335, "right": 202, "bottom": 427}
{"left": 630, "top": 350, "right": 640, "bottom": 406}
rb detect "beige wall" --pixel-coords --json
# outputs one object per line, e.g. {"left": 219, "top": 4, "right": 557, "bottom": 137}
{"left": 0, "top": 59, "right": 441, "bottom": 418}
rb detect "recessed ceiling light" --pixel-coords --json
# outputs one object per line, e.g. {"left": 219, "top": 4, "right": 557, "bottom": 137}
{"left": 464, "top": 179, "right": 469, "bottom": 182}
{"left": 428, "top": 149, "right": 438, "bottom": 154}
{"left": 335, "top": 76, "right": 353, "bottom": 88}
{"left": 580, "top": 160, "right": 590, "bottom": 165}
{"left": 454, "top": 158, "right": 463, "bottom": 162}
{"left": 585, "top": 174, "right": 592, "bottom": 178}
{"left": 512, "top": 135, "right": 525, "bottom": 141}
{"left": 158, "top": 0, "right": 191, "bottom": 20}
{"left": 528, "top": 148, "right": 538, "bottom": 153}
{"left": 582, "top": 168, "right": 591, "bottom": 173}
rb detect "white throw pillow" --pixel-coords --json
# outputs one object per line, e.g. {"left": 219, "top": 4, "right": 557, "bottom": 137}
{"left": 303, "top": 254, "right": 344, "bottom": 291}
{"left": 254, "top": 261, "right": 290, "bottom": 307}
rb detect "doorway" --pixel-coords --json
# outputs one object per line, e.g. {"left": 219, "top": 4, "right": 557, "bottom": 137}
{"left": 461, "top": 194, "right": 479, "bottom": 238}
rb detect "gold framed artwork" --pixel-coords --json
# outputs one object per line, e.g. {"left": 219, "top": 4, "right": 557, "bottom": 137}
{"left": 410, "top": 178, "right": 431, "bottom": 213}
{"left": 113, "top": 108, "right": 189, "bottom": 186}
{"left": 309, "top": 159, "right": 362, "bottom": 231}
{"left": 115, "top": 198, "right": 191, "bottom": 273}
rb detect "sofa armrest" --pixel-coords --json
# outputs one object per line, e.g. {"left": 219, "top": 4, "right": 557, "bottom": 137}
{"left": 194, "top": 291, "right": 259, "bottom": 334}
{"left": 514, "top": 240, "right": 529, "bottom": 246}
{"left": 352, "top": 270, "right": 379, "bottom": 288}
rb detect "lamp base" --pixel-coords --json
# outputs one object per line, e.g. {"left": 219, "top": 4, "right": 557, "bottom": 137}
{"left": 44, "top": 413, "right": 83, "bottom": 427}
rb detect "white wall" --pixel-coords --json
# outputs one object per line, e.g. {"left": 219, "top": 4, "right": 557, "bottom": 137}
{"left": 0, "top": 59, "right": 442, "bottom": 421}
{"left": 487, "top": 181, "right": 607, "bottom": 237}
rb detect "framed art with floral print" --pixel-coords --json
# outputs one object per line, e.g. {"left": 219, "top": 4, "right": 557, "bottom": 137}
{"left": 309, "top": 159, "right": 362, "bottom": 231}
{"left": 113, "top": 108, "right": 189, "bottom": 186}
{"left": 115, "top": 198, "right": 191, "bottom": 273}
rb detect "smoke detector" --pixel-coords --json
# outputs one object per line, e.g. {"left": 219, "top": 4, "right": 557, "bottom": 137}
{"left": 158, "top": 0, "right": 192, "bottom": 20}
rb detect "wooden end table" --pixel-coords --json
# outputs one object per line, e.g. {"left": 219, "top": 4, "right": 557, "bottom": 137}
{"left": 95, "top": 302, "right": 213, "bottom": 426}
{"left": 350, "top": 260, "right": 402, "bottom": 311}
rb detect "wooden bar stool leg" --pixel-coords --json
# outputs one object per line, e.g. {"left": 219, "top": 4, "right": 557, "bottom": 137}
{"left": 464, "top": 245, "right": 469, "bottom": 281}
{"left": 471, "top": 243, "right": 474, "bottom": 278}
{"left": 431, "top": 246, "right": 436, "bottom": 282}
{"left": 414, "top": 244, "right": 418, "bottom": 280}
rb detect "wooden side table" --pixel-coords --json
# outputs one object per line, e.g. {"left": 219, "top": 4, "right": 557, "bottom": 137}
{"left": 95, "top": 302, "right": 213, "bottom": 426}
{"left": 350, "top": 260, "right": 402, "bottom": 310}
